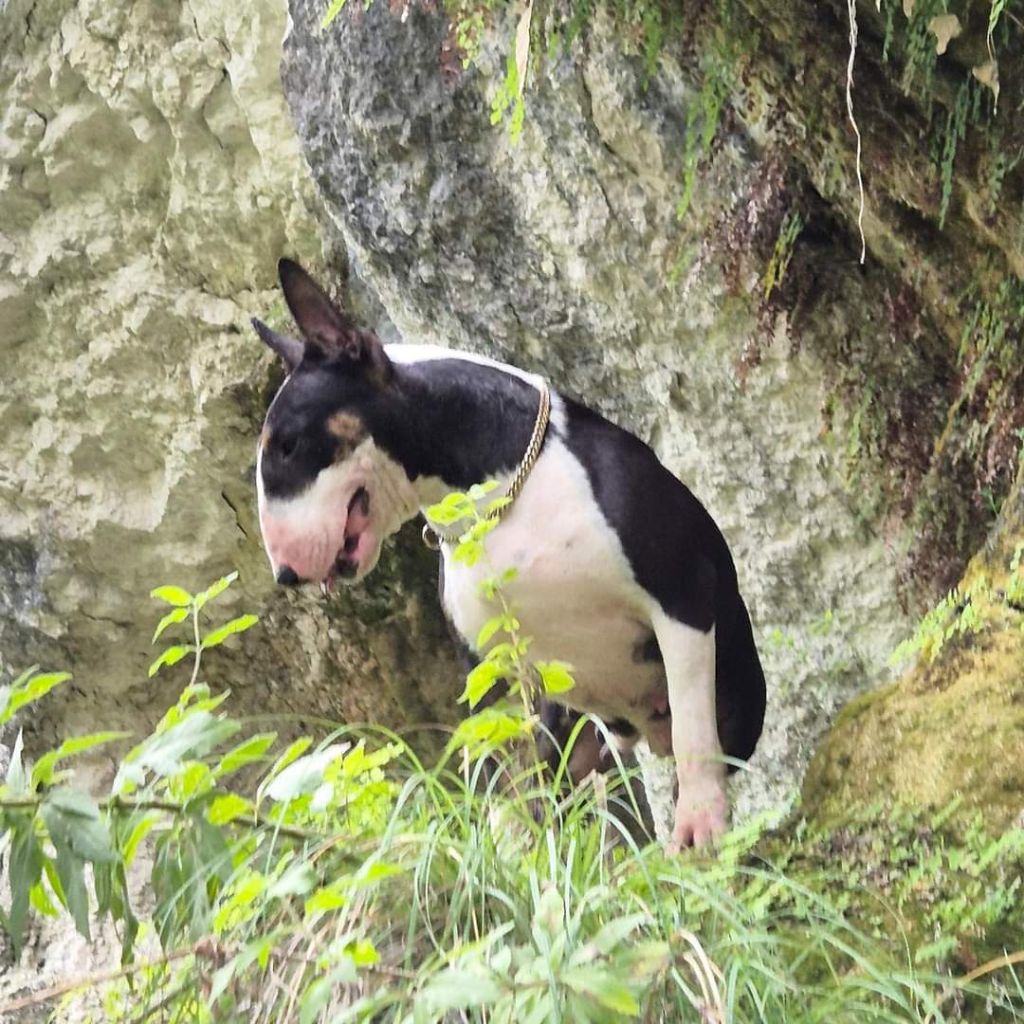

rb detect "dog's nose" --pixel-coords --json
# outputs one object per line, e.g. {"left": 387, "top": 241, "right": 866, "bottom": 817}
{"left": 276, "top": 566, "right": 300, "bottom": 586}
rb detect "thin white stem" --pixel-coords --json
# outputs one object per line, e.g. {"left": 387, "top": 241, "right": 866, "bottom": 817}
{"left": 846, "top": 0, "right": 867, "bottom": 264}
{"left": 190, "top": 603, "right": 203, "bottom": 687}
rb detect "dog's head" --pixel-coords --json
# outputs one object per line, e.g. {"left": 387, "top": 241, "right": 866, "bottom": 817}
{"left": 253, "top": 260, "right": 418, "bottom": 593}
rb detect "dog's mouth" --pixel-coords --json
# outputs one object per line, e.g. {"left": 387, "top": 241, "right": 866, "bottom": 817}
{"left": 321, "top": 486, "right": 371, "bottom": 596}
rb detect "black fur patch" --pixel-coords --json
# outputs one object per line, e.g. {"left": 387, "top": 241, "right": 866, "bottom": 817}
{"left": 262, "top": 356, "right": 547, "bottom": 500}
{"left": 605, "top": 716, "right": 639, "bottom": 739}
{"left": 558, "top": 397, "right": 766, "bottom": 763}
{"left": 631, "top": 632, "right": 663, "bottom": 665}
{"left": 260, "top": 361, "right": 376, "bottom": 498}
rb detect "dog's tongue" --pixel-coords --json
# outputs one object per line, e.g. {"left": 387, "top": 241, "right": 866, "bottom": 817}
{"left": 323, "top": 488, "right": 372, "bottom": 596}
{"left": 345, "top": 487, "right": 370, "bottom": 542}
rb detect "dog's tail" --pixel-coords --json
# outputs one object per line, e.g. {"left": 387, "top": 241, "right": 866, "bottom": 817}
{"left": 715, "top": 595, "right": 767, "bottom": 769}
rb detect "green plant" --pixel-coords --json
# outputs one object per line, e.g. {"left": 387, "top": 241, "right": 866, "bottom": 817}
{"left": 890, "top": 541, "right": 1024, "bottom": 668}
{"left": 2, "top": 557, "right": 1024, "bottom": 1020}
{"left": 427, "top": 481, "right": 574, "bottom": 713}
{"left": 762, "top": 207, "right": 804, "bottom": 301}
{"left": 148, "top": 571, "right": 258, "bottom": 683}
{"left": 889, "top": 578, "right": 988, "bottom": 668}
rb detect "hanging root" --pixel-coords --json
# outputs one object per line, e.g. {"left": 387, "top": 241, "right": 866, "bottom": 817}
{"left": 846, "top": 0, "right": 867, "bottom": 264}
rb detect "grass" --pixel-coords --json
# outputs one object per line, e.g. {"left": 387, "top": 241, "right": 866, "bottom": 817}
{"left": 3, "top": 569, "right": 1022, "bottom": 1024}
{"left": 27, "top": 715, "right": 1017, "bottom": 1024}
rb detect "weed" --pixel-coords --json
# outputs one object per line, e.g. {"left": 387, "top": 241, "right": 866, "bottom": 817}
{"left": 2, "top": 537, "right": 1024, "bottom": 1021}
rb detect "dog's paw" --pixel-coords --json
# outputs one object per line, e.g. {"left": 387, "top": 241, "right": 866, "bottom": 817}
{"left": 667, "top": 776, "right": 728, "bottom": 852}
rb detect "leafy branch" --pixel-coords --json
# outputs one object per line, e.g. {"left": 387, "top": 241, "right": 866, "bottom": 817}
{"left": 425, "top": 481, "right": 576, "bottom": 761}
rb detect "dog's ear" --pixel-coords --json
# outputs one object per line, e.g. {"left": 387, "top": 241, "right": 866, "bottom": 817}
{"left": 251, "top": 318, "right": 304, "bottom": 371}
{"left": 277, "top": 259, "right": 390, "bottom": 383}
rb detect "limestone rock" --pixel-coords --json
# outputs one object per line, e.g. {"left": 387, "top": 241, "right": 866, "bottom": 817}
{"left": 804, "top": 463, "right": 1024, "bottom": 830}
{"left": 281, "top": 0, "right": 937, "bottom": 816}
{"left": 0, "top": 0, "right": 461, "bottom": 760}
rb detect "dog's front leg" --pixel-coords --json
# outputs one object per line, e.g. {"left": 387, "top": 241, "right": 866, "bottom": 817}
{"left": 651, "top": 609, "right": 727, "bottom": 850}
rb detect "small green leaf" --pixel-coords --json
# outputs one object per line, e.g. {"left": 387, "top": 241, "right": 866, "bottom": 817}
{"left": 201, "top": 614, "right": 259, "bottom": 651}
{"left": 269, "top": 862, "right": 317, "bottom": 899}
{"left": 31, "top": 731, "right": 131, "bottom": 789}
{"left": 305, "top": 886, "right": 348, "bottom": 915}
{"left": 536, "top": 660, "right": 575, "bottom": 695}
{"left": 475, "top": 616, "right": 505, "bottom": 649}
{"left": 5, "top": 729, "right": 26, "bottom": 793}
{"left": 300, "top": 977, "right": 333, "bottom": 1024}
{"left": 573, "top": 914, "right": 649, "bottom": 963}
{"left": 463, "top": 661, "right": 503, "bottom": 707}
{"left": 5, "top": 826, "right": 43, "bottom": 953}
{"left": 193, "top": 571, "right": 239, "bottom": 611}
{"left": 122, "top": 812, "right": 160, "bottom": 864}
{"left": 29, "top": 879, "right": 60, "bottom": 918}
{"left": 152, "top": 606, "right": 189, "bottom": 643}
{"left": 260, "top": 736, "right": 314, "bottom": 797}
{"left": 148, "top": 645, "right": 194, "bottom": 678}
{"left": 484, "top": 495, "right": 511, "bottom": 516}
{"left": 206, "top": 793, "right": 253, "bottom": 826}
{"left": 41, "top": 788, "right": 117, "bottom": 865}
{"left": 347, "top": 938, "right": 380, "bottom": 967}
{"left": 467, "top": 480, "right": 500, "bottom": 501}
{"left": 449, "top": 707, "right": 531, "bottom": 757}
{"left": 266, "top": 744, "right": 349, "bottom": 802}
{"left": 52, "top": 840, "right": 91, "bottom": 940}
{"left": 116, "top": 710, "right": 239, "bottom": 792}
{"left": 0, "top": 670, "right": 72, "bottom": 726}
{"left": 215, "top": 732, "right": 277, "bottom": 777}
{"left": 454, "top": 539, "right": 484, "bottom": 566}
{"left": 150, "top": 585, "right": 193, "bottom": 607}
{"left": 322, "top": 0, "right": 349, "bottom": 29}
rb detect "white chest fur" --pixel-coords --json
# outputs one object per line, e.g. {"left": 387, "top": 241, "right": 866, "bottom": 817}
{"left": 439, "top": 437, "right": 666, "bottom": 725}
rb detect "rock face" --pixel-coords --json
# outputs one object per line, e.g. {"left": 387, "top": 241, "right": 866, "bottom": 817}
{"left": 3, "top": 0, "right": 1022, "bottom": 1015}
{"left": 0, "top": 0, "right": 461, "bottom": 759}
{"left": 1, "top": 0, "right": 1020, "bottom": 833}
{"left": 804, "top": 460, "right": 1024, "bottom": 831}
{"left": 280, "top": 0, "right": 958, "bottom": 815}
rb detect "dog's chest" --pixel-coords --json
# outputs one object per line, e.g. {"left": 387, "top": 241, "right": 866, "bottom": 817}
{"left": 440, "top": 439, "right": 664, "bottom": 717}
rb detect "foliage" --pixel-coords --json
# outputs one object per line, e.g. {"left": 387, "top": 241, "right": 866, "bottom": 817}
{"left": 889, "top": 578, "right": 988, "bottom": 669}
{"left": 762, "top": 208, "right": 804, "bottom": 301}
{"left": 782, "top": 799, "right": 1024, "bottom": 972}
{"left": 0, "top": 549, "right": 1023, "bottom": 1020}
{"left": 890, "top": 541, "right": 1024, "bottom": 668}
{"left": 148, "top": 571, "right": 258, "bottom": 684}
{"left": 425, "top": 481, "right": 575, "bottom": 760}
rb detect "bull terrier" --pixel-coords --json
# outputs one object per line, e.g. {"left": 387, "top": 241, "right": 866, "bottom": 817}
{"left": 253, "top": 259, "right": 766, "bottom": 848}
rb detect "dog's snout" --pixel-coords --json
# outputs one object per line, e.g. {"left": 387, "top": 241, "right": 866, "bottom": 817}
{"left": 276, "top": 565, "right": 301, "bottom": 586}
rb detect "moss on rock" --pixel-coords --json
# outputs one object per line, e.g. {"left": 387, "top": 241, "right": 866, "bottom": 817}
{"left": 804, "top": 465, "right": 1024, "bottom": 831}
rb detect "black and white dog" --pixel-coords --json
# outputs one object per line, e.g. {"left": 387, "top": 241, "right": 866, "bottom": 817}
{"left": 253, "top": 260, "right": 766, "bottom": 849}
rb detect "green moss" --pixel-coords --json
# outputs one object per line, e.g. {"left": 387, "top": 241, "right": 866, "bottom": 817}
{"left": 768, "top": 802, "right": 1024, "bottom": 974}
{"left": 804, "top": 613, "right": 1024, "bottom": 832}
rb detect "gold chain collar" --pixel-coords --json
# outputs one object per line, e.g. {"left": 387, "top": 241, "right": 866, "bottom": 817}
{"left": 421, "top": 381, "right": 552, "bottom": 551}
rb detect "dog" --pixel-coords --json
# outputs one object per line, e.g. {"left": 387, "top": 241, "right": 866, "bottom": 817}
{"left": 252, "top": 259, "right": 766, "bottom": 849}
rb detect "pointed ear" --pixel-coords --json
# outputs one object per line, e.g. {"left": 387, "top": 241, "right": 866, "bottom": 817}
{"left": 278, "top": 258, "right": 353, "bottom": 350}
{"left": 251, "top": 318, "right": 304, "bottom": 371}
{"left": 277, "top": 258, "right": 391, "bottom": 383}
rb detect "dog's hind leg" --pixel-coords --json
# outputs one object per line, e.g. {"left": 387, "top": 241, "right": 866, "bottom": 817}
{"left": 650, "top": 609, "right": 727, "bottom": 849}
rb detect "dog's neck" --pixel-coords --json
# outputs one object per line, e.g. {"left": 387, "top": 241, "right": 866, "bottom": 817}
{"left": 378, "top": 349, "right": 548, "bottom": 513}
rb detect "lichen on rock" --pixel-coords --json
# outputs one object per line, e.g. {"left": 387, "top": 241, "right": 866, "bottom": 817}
{"left": 804, "top": 461, "right": 1024, "bottom": 831}
{"left": 0, "top": 0, "right": 461, "bottom": 760}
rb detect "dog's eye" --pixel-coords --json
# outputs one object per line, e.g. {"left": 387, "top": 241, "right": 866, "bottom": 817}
{"left": 278, "top": 436, "right": 297, "bottom": 459}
